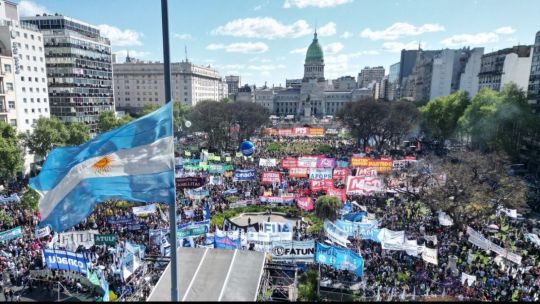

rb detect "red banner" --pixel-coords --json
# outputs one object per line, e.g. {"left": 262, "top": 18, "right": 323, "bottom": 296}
{"left": 309, "top": 179, "right": 334, "bottom": 191}
{"left": 296, "top": 197, "right": 314, "bottom": 211}
{"left": 293, "top": 127, "right": 309, "bottom": 136}
{"left": 345, "top": 176, "right": 385, "bottom": 195}
{"left": 281, "top": 157, "right": 298, "bottom": 169}
{"left": 326, "top": 187, "right": 347, "bottom": 202}
{"left": 261, "top": 172, "right": 281, "bottom": 184}
{"left": 356, "top": 168, "right": 378, "bottom": 177}
{"left": 308, "top": 128, "right": 325, "bottom": 137}
{"left": 332, "top": 168, "right": 351, "bottom": 180}
{"left": 278, "top": 129, "right": 293, "bottom": 137}
{"left": 289, "top": 167, "right": 309, "bottom": 178}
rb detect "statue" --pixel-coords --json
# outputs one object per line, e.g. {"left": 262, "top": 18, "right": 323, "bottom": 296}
{"left": 304, "top": 94, "right": 312, "bottom": 118}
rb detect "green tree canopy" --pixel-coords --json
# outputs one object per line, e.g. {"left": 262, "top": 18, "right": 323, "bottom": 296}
{"left": 315, "top": 195, "right": 341, "bottom": 222}
{"left": 459, "top": 84, "right": 535, "bottom": 158}
{"left": 22, "top": 116, "right": 69, "bottom": 158}
{"left": 0, "top": 122, "right": 23, "bottom": 184}
{"left": 21, "top": 187, "right": 40, "bottom": 212}
{"left": 140, "top": 102, "right": 191, "bottom": 133}
{"left": 66, "top": 122, "right": 91, "bottom": 146}
{"left": 420, "top": 91, "right": 470, "bottom": 141}
{"left": 98, "top": 111, "right": 133, "bottom": 133}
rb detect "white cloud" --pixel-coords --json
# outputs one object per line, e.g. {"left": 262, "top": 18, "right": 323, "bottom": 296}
{"left": 495, "top": 26, "right": 516, "bottom": 35}
{"left": 290, "top": 42, "right": 344, "bottom": 55}
{"left": 114, "top": 50, "right": 150, "bottom": 62}
{"left": 211, "top": 17, "right": 312, "bottom": 39}
{"left": 247, "top": 64, "right": 286, "bottom": 71}
{"left": 318, "top": 22, "right": 336, "bottom": 37}
{"left": 441, "top": 32, "right": 499, "bottom": 47}
{"left": 283, "top": 0, "right": 353, "bottom": 8}
{"left": 360, "top": 22, "right": 445, "bottom": 40}
{"left": 174, "top": 33, "right": 193, "bottom": 40}
{"left": 17, "top": 1, "right": 49, "bottom": 17}
{"left": 340, "top": 31, "right": 353, "bottom": 39}
{"left": 382, "top": 41, "right": 426, "bottom": 53}
{"left": 98, "top": 24, "right": 143, "bottom": 46}
{"left": 206, "top": 42, "right": 269, "bottom": 53}
{"left": 249, "top": 57, "right": 273, "bottom": 63}
{"left": 253, "top": 4, "right": 263, "bottom": 10}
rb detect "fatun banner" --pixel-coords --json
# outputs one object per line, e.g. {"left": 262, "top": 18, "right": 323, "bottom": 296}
{"left": 271, "top": 240, "right": 315, "bottom": 262}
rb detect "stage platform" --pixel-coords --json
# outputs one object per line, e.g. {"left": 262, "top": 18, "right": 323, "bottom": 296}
{"left": 148, "top": 247, "right": 266, "bottom": 302}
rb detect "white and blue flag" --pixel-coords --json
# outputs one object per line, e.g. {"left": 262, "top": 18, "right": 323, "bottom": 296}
{"left": 29, "top": 103, "right": 175, "bottom": 232}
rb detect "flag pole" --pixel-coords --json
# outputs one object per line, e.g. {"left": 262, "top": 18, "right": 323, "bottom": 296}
{"left": 161, "top": 0, "right": 178, "bottom": 301}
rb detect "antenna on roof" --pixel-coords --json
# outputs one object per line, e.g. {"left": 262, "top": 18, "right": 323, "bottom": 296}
{"left": 185, "top": 45, "right": 188, "bottom": 62}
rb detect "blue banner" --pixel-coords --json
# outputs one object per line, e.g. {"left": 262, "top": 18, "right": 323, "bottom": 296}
{"left": 315, "top": 242, "right": 363, "bottom": 276}
{"left": 107, "top": 214, "right": 136, "bottom": 225}
{"left": 42, "top": 249, "right": 90, "bottom": 275}
{"left": 233, "top": 169, "right": 257, "bottom": 181}
{"left": 214, "top": 236, "right": 241, "bottom": 249}
{"left": 336, "top": 160, "right": 349, "bottom": 168}
{"left": 335, "top": 219, "right": 379, "bottom": 240}
{"left": 342, "top": 212, "right": 367, "bottom": 222}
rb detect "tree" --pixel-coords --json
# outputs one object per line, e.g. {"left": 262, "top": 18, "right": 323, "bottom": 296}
{"left": 228, "top": 101, "right": 269, "bottom": 144}
{"left": 22, "top": 116, "right": 69, "bottom": 158}
{"left": 98, "top": 111, "right": 133, "bottom": 133}
{"left": 458, "top": 84, "right": 536, "bottom": 158}
{"left": 420, "top": 91, "right": 470, "bottom": 141}
{"left": 20, "top": 187, "right": 40, "bottom": 212}
{"left": 0, "top": 122, "right": 23, "bottom": 185}
{"left": 66, "top": 122, "right": 91, "bottom": 146}
{"left": 315, "top": 195, "right": 341, "bottom": 222}
{"left": 298, "top": 268, "right": 319, "bottom": 302}
{"left": 337, "top": 100, "right": 420, "bottom": 150}
{"left": 415, "top": 150, "right": 529, "bottom": 226}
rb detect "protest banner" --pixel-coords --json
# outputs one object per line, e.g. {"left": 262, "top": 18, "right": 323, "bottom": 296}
{"left": 278, "top": 129, "right": 293, "bottom": 137}
{"left": 296, "top": 197, "right": 314, "bottom": 211}
{"left": 35, "top": 226, "right": 51, "bottom": 239}
{"left": 0, "top": 194, "right": 20, "bottom": 205}
{"left": 175, "top": 176, "right": 206, "bottom": 189}
{"left": 324, "top": 220, "right": 350, "bottom": 247}
{"left": 326, "top": 187, "right": 346, "bottom": 202}
{"left": 0, "top": 227, "right": 22, "bottom": 242}
{"left": 356, "top": 168, "right": 378, "bottom": 177}
{"left": 56, "top": 230, "right": 98, "bottom": 250}
{"left": 259, "top": 158, "right": 278, "bottom": 167}
{"left": 308, "top": 128, "right": 325, "bottom": 137}
{"left": 351, "top": 157, "right": 393, "bottom": 173}
{"left": 315, "top": 242, "right": 364, "bottom": 276}
{"left": 233, "top": 169, "right": 257, "bottom": 181}
{"left": 345, "top": 176, "right": 385, "bottom": 195}
{"left": 422, "top": 247, "right": 438, "bottom": 265}
{"left": 262, "top": 172, "right": 282, "bottom": 184}
{"left": 309, "top": 179, "right": 334, "bottom": 191}
{"left": 214, "top": 236, "right": 241, "bottom": 249}
{"left": 333, "top": 168, "right": 351, "bottom": 180}
{"left": 132, "top": 204, "right": 156, "bottom": 216}
{"left": 271, "top": 240, "right": 315, "bottom": 262}
{"left": 289, "top": 167, "right": 309, "bottom": 178}
{"left": 42, "top": 249, "right": 90, "bottom": 275}
{"left": 309, "top": 168, "right": 333, "bottom": 179}
{"left": 94, "top": 234, "right": 117, "bottom": 246}
{"left": 298, "top": 157, "right": 319, "bottom": 168}
{"left": 316, "top": 158, "right": 336, "bottom": 168}
{"left": 293, "top": 127, "right": 309, "bottom": 137}
{"left": 262, "top": 222, "right": 293, "bottom": 233}
{"left": 281, "top": 157, "right": 298, "bottom": 169}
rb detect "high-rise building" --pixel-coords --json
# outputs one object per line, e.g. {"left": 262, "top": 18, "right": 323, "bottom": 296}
{"left": 225, "top": 75, "right": 240, "bottom": 96}
{"left": 357, "top": 66, "right": 385, "bottom": 88}
{"left": 112, "top": 60, "right": 225, "bottom": 114}
{"left": 458, "top": 48, "right": 484, "bottom": 98}
{"left": 0, "top": 1, "right": 50, "bottom": 134}
{"left": 0, "top": 50, "right": 17, "bottom": 127}
{"left": 332, "top": 76, "right": 356, "bottom": 90}
{"left": 387, "top": 62, "right": 400, "bottom": 101}
{"left": 397, "top": 49, "right": 440, "bottom": 99}
{"left": 478, "top": 45, "right": 533, "bottom": 92}
{"left": 22, "top": 14, "right": 114, "bottom": 134}
{"left": 528, "top": 31, "right": 540, "bottom": 115}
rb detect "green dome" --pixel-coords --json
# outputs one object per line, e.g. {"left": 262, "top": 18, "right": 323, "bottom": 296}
{"left": 305, "top": 32, "right": 323, "bottom": 61}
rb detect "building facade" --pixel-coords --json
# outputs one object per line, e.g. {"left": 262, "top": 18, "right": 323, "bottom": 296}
{"left": 0, "top": 52, "right": 17, "bottom": 127}
{"left": 332, "top": 76, "right": 356, "bottom": 90}
{"left": 22, "top": 14, "right": 114, "bottom": 134}
{"left": 387, "top": 62, "right": 400, "bottom": 101}
{"left": 225, "top": 75, "right": 240, "bottom": 97}
{"left": 478, "top": 45, "right": 533, "bottom": 92}
{"left": 113, "top": 60, "right": 225, "bottom": 114}
{"left": 357, "top": 66, "right": 385, "bottom": 88}
{"left": 0, "top": 1, "right": 50, "bottom": 134}
{"left": 458, "top": 47, "right": 484, "bottom": 97}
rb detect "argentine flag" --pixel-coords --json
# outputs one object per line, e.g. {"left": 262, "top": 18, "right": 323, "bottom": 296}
{"left": 29, "top": 103, "right": 175, "bottom": 232}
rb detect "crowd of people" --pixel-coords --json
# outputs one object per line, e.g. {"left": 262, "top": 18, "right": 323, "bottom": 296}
{"left": 0, "top": 129, "right": 539, "bottom": 302}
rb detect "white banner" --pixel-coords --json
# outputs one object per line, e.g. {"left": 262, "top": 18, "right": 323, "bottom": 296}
{"left": 422, "top": 247, "right": 438, "bottom": 265}
{"left": 461, "top": 272, "right": 476, "bottom": 287}
{"left": 35, "top": 226, "right": 51, "bottom": 239}
{"left": 259, "top": 158, "right": 278, "bottom": 167}
{"left": 214, "top": 229, "right": 241, "bottom": 240}
{"left": 297, "top": 157, "right": 318, "bottom": 168}
{"left": 309, "top": 168, "right": 333, "bottom": 179}
{"left": 56, "top": 230, "right": 98, "bottom": 250}
{"left": 438, "top": 211, "right": 454, "bottom": 226}
{"left": 262, "top": 222, "right": 293, "bottom": 233}
{"left": 378, "top": 228, "right": 405, "bottom": 245}
{"left": 247, "top": 231, "right": 292, "bottom": 252}
{"left": 324, "top": 220, "right": 350, "bottom": 247}
{"left": 466, "top": 226, "right": 522, "bottom": 265}
{"left": 424, "top": 235, "right": 438, "bottom": 245}
{"left": 132, "top": 204, "right": 157, "bottom": 216}
{"left": 271, "top": 240, "right": 315, "bottom": 262}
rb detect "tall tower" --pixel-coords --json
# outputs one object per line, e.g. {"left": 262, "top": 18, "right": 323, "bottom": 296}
{"left": 303, "top": 31, "right": 325, "bottom": 81}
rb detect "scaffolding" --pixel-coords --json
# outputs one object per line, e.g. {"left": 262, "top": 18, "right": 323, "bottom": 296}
{"left": 258, "top": 262, "right": 298, "bottom": 302}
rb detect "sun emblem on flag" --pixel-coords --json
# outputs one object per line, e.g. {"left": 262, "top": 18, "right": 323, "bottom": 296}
{"left": 92, "top": 155, "right": 114, "bottom": 174}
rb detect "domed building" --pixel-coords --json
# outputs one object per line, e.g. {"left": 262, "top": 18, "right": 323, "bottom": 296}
{"left": 272, "top": 32, "right": 372, "bottom": 120}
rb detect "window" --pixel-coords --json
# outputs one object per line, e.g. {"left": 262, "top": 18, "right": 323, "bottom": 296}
{"left": 26, "top": 55, "right": 30, "bottom": 60}
{"left": 8, "top": 101, "right": 15, "bottom": 109}
{"left": 21, "top": 76, "right": 25, "bottom": 81}
{"left": 25, "top": 119, "right": 29, "bottom": 124}
{"left": 34, "top": 67, "right": 37, "bottom": 72}
{"left": 31, "top": 34, "right": 34, "bottom": 40}
{"left": 44, "top": 108, "right": 48, "bottom": 113}
{"left": 9, "top": 119, "right": 16, "bottom": 127}
{"left": 34, "top": 77, "right": 38, "bottom": 82}
{"left": 25, "top": 44, "right": 28, "bottom": 50}
{"left": 24, "top": 109, "right": 28, "bottom": 113}
{"left": 23, "top": 33, "right": 27, "bottom": 38}
{"left": 30, "top": 98, "right": 34, "bottom": 103}
{"left": 23, "top": 98, "right": 27, "bottom": 103}
{"left": 39, "top": 47, "right": 42, "bottom": 51}
{"left": 6, "top": 83, "right": 13, "bottom": 91}
{"left": 31, "top": 108, "right": 35, "bottom": 113}
{"left": 33, "top": 56, "right": 36, "bottom": 61}
{"left": 37, "top": 98, "right": 40, "bottom": 103}
{"left": 28, "top": 77, "right": 32, "bottom": 82}
{"left": 4, "top": 64, "right": 11, "bottom": 73}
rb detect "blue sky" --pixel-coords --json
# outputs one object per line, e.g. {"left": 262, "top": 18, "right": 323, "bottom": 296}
{"left": 16, "top": 0, "right": 540, "bottom": 87}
